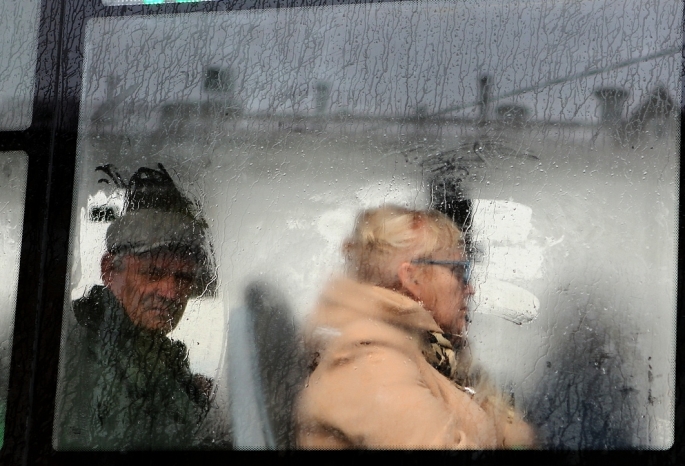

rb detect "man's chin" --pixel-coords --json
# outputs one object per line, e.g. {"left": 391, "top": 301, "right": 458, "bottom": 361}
{"left": 140, "top": 314, "right": 175, "bottom": 333}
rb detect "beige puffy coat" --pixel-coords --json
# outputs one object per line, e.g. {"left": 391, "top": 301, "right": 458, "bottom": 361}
{"left": 295, "top": 278, "right": 536, "bottom": 449}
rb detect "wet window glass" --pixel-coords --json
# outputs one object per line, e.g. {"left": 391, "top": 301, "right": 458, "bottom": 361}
{"left": 0, "top": 152, "right": 29, "bottom": 450}
{"left": 102, "top": 1, "right": 217, "bottom": 5}
{"left": 54, "top": 0, "right": 679, "bottom": 450}
{"left": 0, "top": 0, "right": 39, "bottom": 130}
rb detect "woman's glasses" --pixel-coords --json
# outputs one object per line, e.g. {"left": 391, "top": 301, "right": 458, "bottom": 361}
{"left": 411, "top": 259, "right": 472, "bottom": 286}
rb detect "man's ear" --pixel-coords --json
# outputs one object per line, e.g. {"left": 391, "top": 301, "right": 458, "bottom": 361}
{"left": 101, "top": 253, "right": 115, "bottom": 287}
{"left": 397, "top": 261, "right": 423, "bottom": 301}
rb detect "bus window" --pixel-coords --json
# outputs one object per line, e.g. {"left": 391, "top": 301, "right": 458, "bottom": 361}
{"left": 0, "top": 0, "right": 39, "bottom": 130}
{"left": 53, "top": 0, "right": 679, "bottom": 450}
{"left": 0, "top": 152, "right": 28, "bottom": 450}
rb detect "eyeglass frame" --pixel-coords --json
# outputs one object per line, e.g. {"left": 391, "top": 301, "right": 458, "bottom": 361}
{"left": 410, "top": 259, "right": 472, "bottom": 286}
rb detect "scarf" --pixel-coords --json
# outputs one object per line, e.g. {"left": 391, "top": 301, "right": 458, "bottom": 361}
{"left": 422, "top": 331, "right": 476, "bottom": 397}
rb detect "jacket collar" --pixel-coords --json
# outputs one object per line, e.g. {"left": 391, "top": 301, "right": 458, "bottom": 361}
{"left": 313, "top": 277, "right": 443, "bottom": 334}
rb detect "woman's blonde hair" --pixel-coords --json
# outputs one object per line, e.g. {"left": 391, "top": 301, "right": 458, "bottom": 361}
{"left": 342, "top": 205, "right": 464, "bottom": 288}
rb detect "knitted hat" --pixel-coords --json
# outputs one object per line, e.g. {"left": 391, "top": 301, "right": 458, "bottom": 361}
{"left": 98, "top": 163, "right": 217, "bottom": 297}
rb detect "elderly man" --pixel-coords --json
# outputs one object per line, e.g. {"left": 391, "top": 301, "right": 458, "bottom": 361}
{"left": 55, "top": 164, "right": 219, "bottom": 450}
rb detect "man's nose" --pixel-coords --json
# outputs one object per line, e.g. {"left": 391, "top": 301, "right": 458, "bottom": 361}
{"left": 464, "top": 282, "right": 475, "bottom": 297}
{"left": 154, "top": 276, "right": 185, "bottom": 301}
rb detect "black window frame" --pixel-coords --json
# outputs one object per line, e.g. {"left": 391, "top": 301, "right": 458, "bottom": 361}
{"left": 0, "top": 0, "right": 682, "bottom": 464}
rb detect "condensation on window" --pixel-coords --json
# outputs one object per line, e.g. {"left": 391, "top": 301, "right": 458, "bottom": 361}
{"left": 0, "top": 152, "right": 29, "bottom": 450}
{"left": 0, "top": 0, "right": 39, "bottom": 130}
{"left": 55, "top": 0, "right": 679, "bottom": 450}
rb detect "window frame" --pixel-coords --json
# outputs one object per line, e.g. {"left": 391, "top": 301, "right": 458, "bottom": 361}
{"left": 0, "top": 0, "right": 681, "bottom": 463}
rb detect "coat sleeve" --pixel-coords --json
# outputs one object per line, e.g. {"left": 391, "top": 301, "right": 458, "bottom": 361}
{"left": 296, "top": 342, "right": 494, "bottom": 448}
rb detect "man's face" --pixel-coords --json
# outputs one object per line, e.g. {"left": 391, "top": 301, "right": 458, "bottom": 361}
{"left": 102, "top": 250, "right": 198, "bottom": 333}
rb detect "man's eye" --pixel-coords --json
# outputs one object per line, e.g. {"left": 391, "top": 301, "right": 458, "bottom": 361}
{"left": 146, "top": 268, "right": 165, "bottom": 280}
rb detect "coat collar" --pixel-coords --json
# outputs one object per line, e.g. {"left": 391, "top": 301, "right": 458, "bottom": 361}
{"left": 313, "top": 277, "right": 444, "bottom": 334}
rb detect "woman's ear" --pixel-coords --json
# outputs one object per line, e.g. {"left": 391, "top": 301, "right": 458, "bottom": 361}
{"left": 398, "top": 261, "right": 423, "bottom": 301}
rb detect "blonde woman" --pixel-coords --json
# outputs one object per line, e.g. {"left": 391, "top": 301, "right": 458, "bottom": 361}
{"left": 295, "top": 206, "right": 535, "bottom": 449}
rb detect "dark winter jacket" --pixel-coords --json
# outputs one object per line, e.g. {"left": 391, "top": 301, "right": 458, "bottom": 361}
{"left": 55, "top": 286, "right": 211, "bottom": 450}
